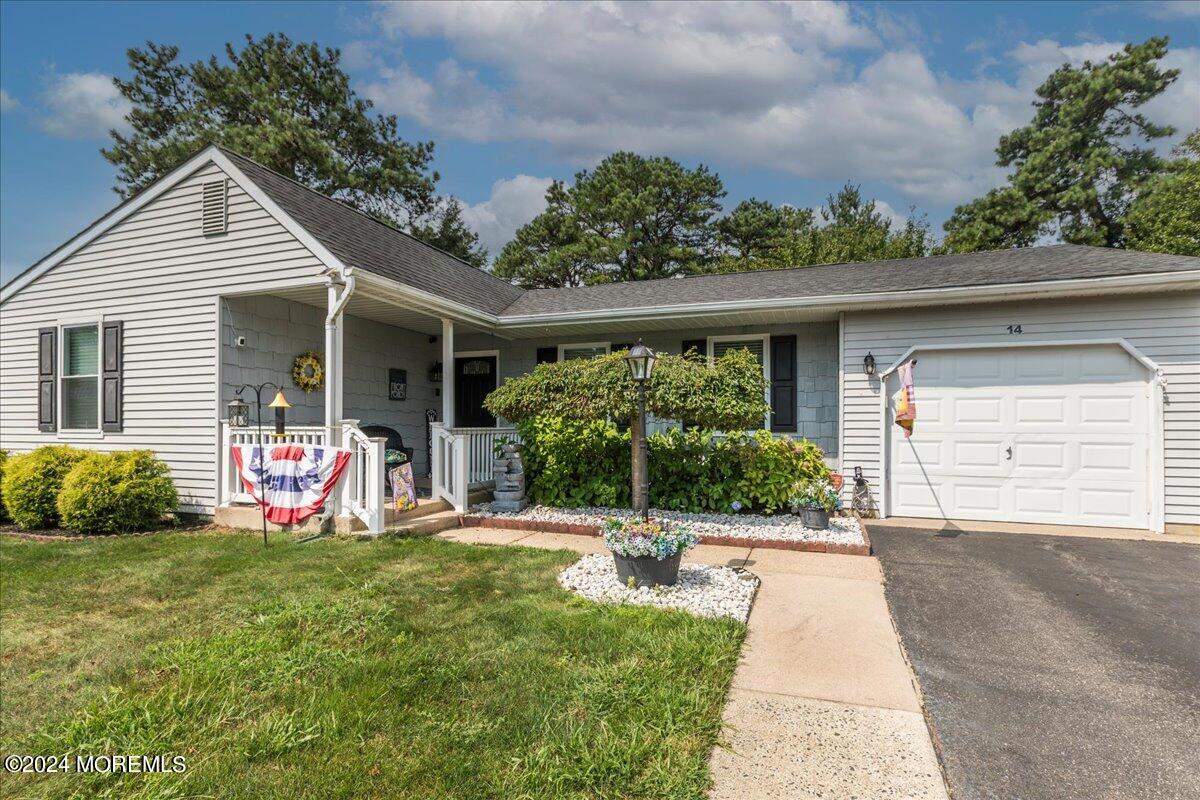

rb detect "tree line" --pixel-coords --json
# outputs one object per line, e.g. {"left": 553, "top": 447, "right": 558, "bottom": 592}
{"left": 104, "top": 35, "right": 1197, "bottom": 289}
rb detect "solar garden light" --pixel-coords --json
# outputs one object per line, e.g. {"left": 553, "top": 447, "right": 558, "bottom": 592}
{"left": 624, "top": 340, "right": 657, "bottom": 521}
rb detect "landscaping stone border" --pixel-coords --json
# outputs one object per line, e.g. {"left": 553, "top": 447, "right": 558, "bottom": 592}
{"left": 458, "top": 514, "right": 872, "bottom": 556}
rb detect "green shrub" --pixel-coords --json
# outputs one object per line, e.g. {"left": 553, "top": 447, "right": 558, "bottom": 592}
{"left": 1, "top": 446, "right": 87, "bottom": 529}
{"left": 517, "top": 420, "right": 830, "bottom": 514}
{"left": 519, "top": 418, "right": 631, "bottom": 508}
{"left": 486, "top": 348, "right": 768, "bottom": 431}
{"left": 0, "top": 449, "right": 8, "bottom": 523}
{"left": 57, "top": 450, "right": 178, "bottom": 534}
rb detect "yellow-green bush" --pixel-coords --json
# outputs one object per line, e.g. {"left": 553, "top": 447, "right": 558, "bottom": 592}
{"left": 57, "top": 450, "right": 178, "bottom": 534}
{"left": 1, "top": 446, "right": 87, "bottom": 529}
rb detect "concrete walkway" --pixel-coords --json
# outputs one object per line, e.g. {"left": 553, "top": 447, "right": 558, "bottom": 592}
{"left": 438, "top": 527, "right": 949, "bottom": 799}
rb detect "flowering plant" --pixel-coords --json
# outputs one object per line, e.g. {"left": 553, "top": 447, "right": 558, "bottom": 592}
{"left": 791, "top": 479, "right": 841, "bottom": 512}
{"left": 602, "top": 517, "right": 699, "bottom": 560}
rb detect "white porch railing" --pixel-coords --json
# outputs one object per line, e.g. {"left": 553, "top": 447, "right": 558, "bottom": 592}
{"left": 218, "top": 419, "right": 386, "bottom": 534}
{"left": 341, "top": 420, "right": 386, "bottom": 534}
{"left": 431, "top": 424, "right": 519, "bottom": 511}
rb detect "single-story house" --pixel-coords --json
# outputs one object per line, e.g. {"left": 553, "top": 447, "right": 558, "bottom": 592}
{"left": 2, "top": 145, "right": 1197, "bottom": 535}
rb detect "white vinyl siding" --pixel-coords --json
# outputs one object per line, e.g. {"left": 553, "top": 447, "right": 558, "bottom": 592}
{"left": 0, "top": 162, "right": 328, "bottom": 513}
{"left": 840, "top": 292, "right": 1200, "bottom": 528}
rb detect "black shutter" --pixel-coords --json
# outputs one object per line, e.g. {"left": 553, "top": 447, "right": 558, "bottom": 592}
{"left": 770, "top": 335, "right": 797, "bottom": 433}
{"left": 535, "top": 347, "right": 558, "bottom": 365}
{"left": 681, "top": 338, "right": 706, "bottom": 360}
{"left": 37, "top": 327, "right": 56, "bottom": 432}
{"left": 612, "top": 342, "right": 634, "bottom": 352}
{"left": 101, "top": 320, "right": 124, "bottom": 432}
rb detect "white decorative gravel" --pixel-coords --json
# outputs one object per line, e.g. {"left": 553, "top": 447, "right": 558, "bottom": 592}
{"left": 558, "top": 553, "right": 759, "bottom": 622}
{"left": 471, "top": 503, "right": 864, "bottom": 546}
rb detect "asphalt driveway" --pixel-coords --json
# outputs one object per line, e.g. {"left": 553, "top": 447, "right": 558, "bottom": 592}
{"left": 871, "top": 526, "right": 1200, "bottom": 800}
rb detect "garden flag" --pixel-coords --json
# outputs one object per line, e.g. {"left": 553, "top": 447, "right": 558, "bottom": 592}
{"left": 231, "top": 444, "right": 351, "bottom": 524}
{"left": 894, "top": 360, "right": 917, "bottom": 438}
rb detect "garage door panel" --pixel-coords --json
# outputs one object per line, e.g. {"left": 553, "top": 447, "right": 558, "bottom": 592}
{"left": 889, "top": 345, "right": 1151, "bottom": 530}
{"left": 953, "top": 398, "right": 1003, "bottom": 424}
{"left": 1015, "top": 397, "right": 1067, "bottom": 424}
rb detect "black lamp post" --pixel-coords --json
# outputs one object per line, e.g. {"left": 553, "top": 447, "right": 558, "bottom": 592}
{"left": 624, "top": 339, "right": 657, "bottom": 520}
{"left": 229, "top": 382, "right": 288, "bottom": 545}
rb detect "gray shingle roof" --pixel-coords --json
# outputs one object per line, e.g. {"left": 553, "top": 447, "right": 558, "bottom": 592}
{"left": 220, "top": 148, "right": 525, "bottom": 315}
{"left": 499, "top": 245, "right": 1200, "bottom": 317}
{"left": 221, "top": 149, "right": 1198, "bottom": 320}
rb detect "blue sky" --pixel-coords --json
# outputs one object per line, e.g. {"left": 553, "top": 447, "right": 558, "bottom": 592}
{"left": 1, "top": 0, "right": 1197, "bottom": 282}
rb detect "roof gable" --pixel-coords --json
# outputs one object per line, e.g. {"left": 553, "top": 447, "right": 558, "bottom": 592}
{"left": 216, "top": 148, "right": 524, "bottom": 316}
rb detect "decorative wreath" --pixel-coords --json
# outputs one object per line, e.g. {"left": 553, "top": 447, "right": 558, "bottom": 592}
{"left": 292, "top": 351, "right": 325, "bottom": 393}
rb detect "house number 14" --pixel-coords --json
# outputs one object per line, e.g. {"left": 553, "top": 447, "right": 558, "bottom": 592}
{"left": 1007, "top": 324, "right": 1023, "bottom": 334}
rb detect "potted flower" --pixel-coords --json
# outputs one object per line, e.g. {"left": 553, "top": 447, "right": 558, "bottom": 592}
{"left": 791, "top": 479, "right": 840, "bottom": 529}
{"left": 602, "top": 517, "right": 699, "bottom": 588}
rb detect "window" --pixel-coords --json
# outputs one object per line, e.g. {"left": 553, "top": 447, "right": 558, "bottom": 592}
{"left": 559, "top": 342, "right": 610, "bottom": 361}
{"left": 708, "top": 334, "right": 771, "bottom": 428}
{"left": 61, "top": 324, "right": 99, "bottom": 430}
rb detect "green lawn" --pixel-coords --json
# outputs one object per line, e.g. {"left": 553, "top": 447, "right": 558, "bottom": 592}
{"left": 0, "top": 531, "right": 744, "bottom": 800}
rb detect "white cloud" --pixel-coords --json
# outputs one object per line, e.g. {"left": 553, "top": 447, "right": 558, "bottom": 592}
{"left": 363, "top": 2, "right": 1200, "bottom": 206}
{"left": 0, "top": 89, "right": 19, "bottom": 112}
{"left": 37, "top": 72, "right": 131, "bottom": 139}
{"left": 458, "top": 174, "right": 554, "bottom": 256}
{"left": 1140, "top": 1, "right": 1200, "bottom": 20}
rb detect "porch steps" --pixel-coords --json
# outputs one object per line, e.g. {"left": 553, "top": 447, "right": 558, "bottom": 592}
{"left": 381, "top": 509, "right": 462, "bottom": 538}
{"left": 385, "top": 497, "right": 451, "bottom": 527}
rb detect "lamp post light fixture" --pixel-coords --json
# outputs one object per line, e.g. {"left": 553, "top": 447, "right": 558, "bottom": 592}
{"left": 863, "top": 352, "right": 876, "bottom": 376}
{"left": 229, "top": 382, "right": 288, "bottom": 545}
{"left": 624, "top": 339, "right": 657, "bottom": 521}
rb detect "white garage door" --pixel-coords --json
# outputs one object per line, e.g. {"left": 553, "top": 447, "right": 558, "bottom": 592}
{"left": 888, "top": 344, "right": 1151, "bottom": 529}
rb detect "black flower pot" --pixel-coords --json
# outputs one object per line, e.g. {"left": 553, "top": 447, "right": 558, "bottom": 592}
{"left": 799, "top": 507, "right": 831, "bottom": 530}
{"left": 613, "top": 552, "right": 683, "bottom": 588}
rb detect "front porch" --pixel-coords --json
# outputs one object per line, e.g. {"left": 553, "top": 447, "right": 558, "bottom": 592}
{"left": 214, "top": 277, "right": 523, "bottom": 534}
{"left": 213, "top": 271, "right": 842, "bottom": 534}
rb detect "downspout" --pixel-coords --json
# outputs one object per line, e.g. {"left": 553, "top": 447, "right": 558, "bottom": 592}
{"left": 326, "top": 268, "right": 356, "bottom": 327}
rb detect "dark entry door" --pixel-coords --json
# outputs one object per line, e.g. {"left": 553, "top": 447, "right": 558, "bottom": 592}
{"left": 454, "top": 355, "right": 497, "bottom": 427}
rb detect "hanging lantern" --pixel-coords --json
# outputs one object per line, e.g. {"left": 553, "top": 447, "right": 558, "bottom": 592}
{"left": 227, "top": 397, "right": 250, "bottom": 428}
{"left": 267, "top": 390, "right": 291, "bottom": 438}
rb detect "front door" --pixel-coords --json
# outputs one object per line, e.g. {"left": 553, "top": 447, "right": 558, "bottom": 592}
{"left": 454, "top": 355, "right": 497, "bottom": 427}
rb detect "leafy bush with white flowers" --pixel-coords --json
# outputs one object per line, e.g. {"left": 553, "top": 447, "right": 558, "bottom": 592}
{"left": 602, "top": 517, "right": 699, "bottom": 560}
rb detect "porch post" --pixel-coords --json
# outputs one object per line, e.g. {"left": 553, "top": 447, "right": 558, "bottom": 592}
{"left": 442, "top": 318, "right": 454, "bottom": 428}
{"left": 325, "top": 281, "right": 346, "bottom": 446}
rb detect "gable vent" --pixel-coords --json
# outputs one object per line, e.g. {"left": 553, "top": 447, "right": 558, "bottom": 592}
{"left": 201, "top": 179, "right": 228, "bottom": 235}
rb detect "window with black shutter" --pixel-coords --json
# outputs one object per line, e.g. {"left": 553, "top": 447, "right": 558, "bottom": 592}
{"left": 535, "top": 347, "right": 558, "bottom": 365}
{"left": 681, "top": 338, "right": 706, "bottom": 360}
{"left": 770, "top": 335, "right": 797, "bottom": 432}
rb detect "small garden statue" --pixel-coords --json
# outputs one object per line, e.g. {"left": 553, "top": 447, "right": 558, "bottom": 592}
{"left": 491, "top": 440, "right": 528, "bottom": 512}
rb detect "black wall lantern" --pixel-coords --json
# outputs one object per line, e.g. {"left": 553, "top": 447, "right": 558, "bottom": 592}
{"left": 863, "top": 352, "right": 876, "bottom": 376}
{"left": 429, "top": 361, "right": 443, "bottom": 384}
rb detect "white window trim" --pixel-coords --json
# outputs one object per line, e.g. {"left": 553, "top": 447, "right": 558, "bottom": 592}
{"left": 58, "top": 319, "right": 104, "bottom": 439}
{"left": 557, "top": 341, "right": 611, "bottom": 361}
{"left": 707, "top": 333, "right": 771, "bottom": 429}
